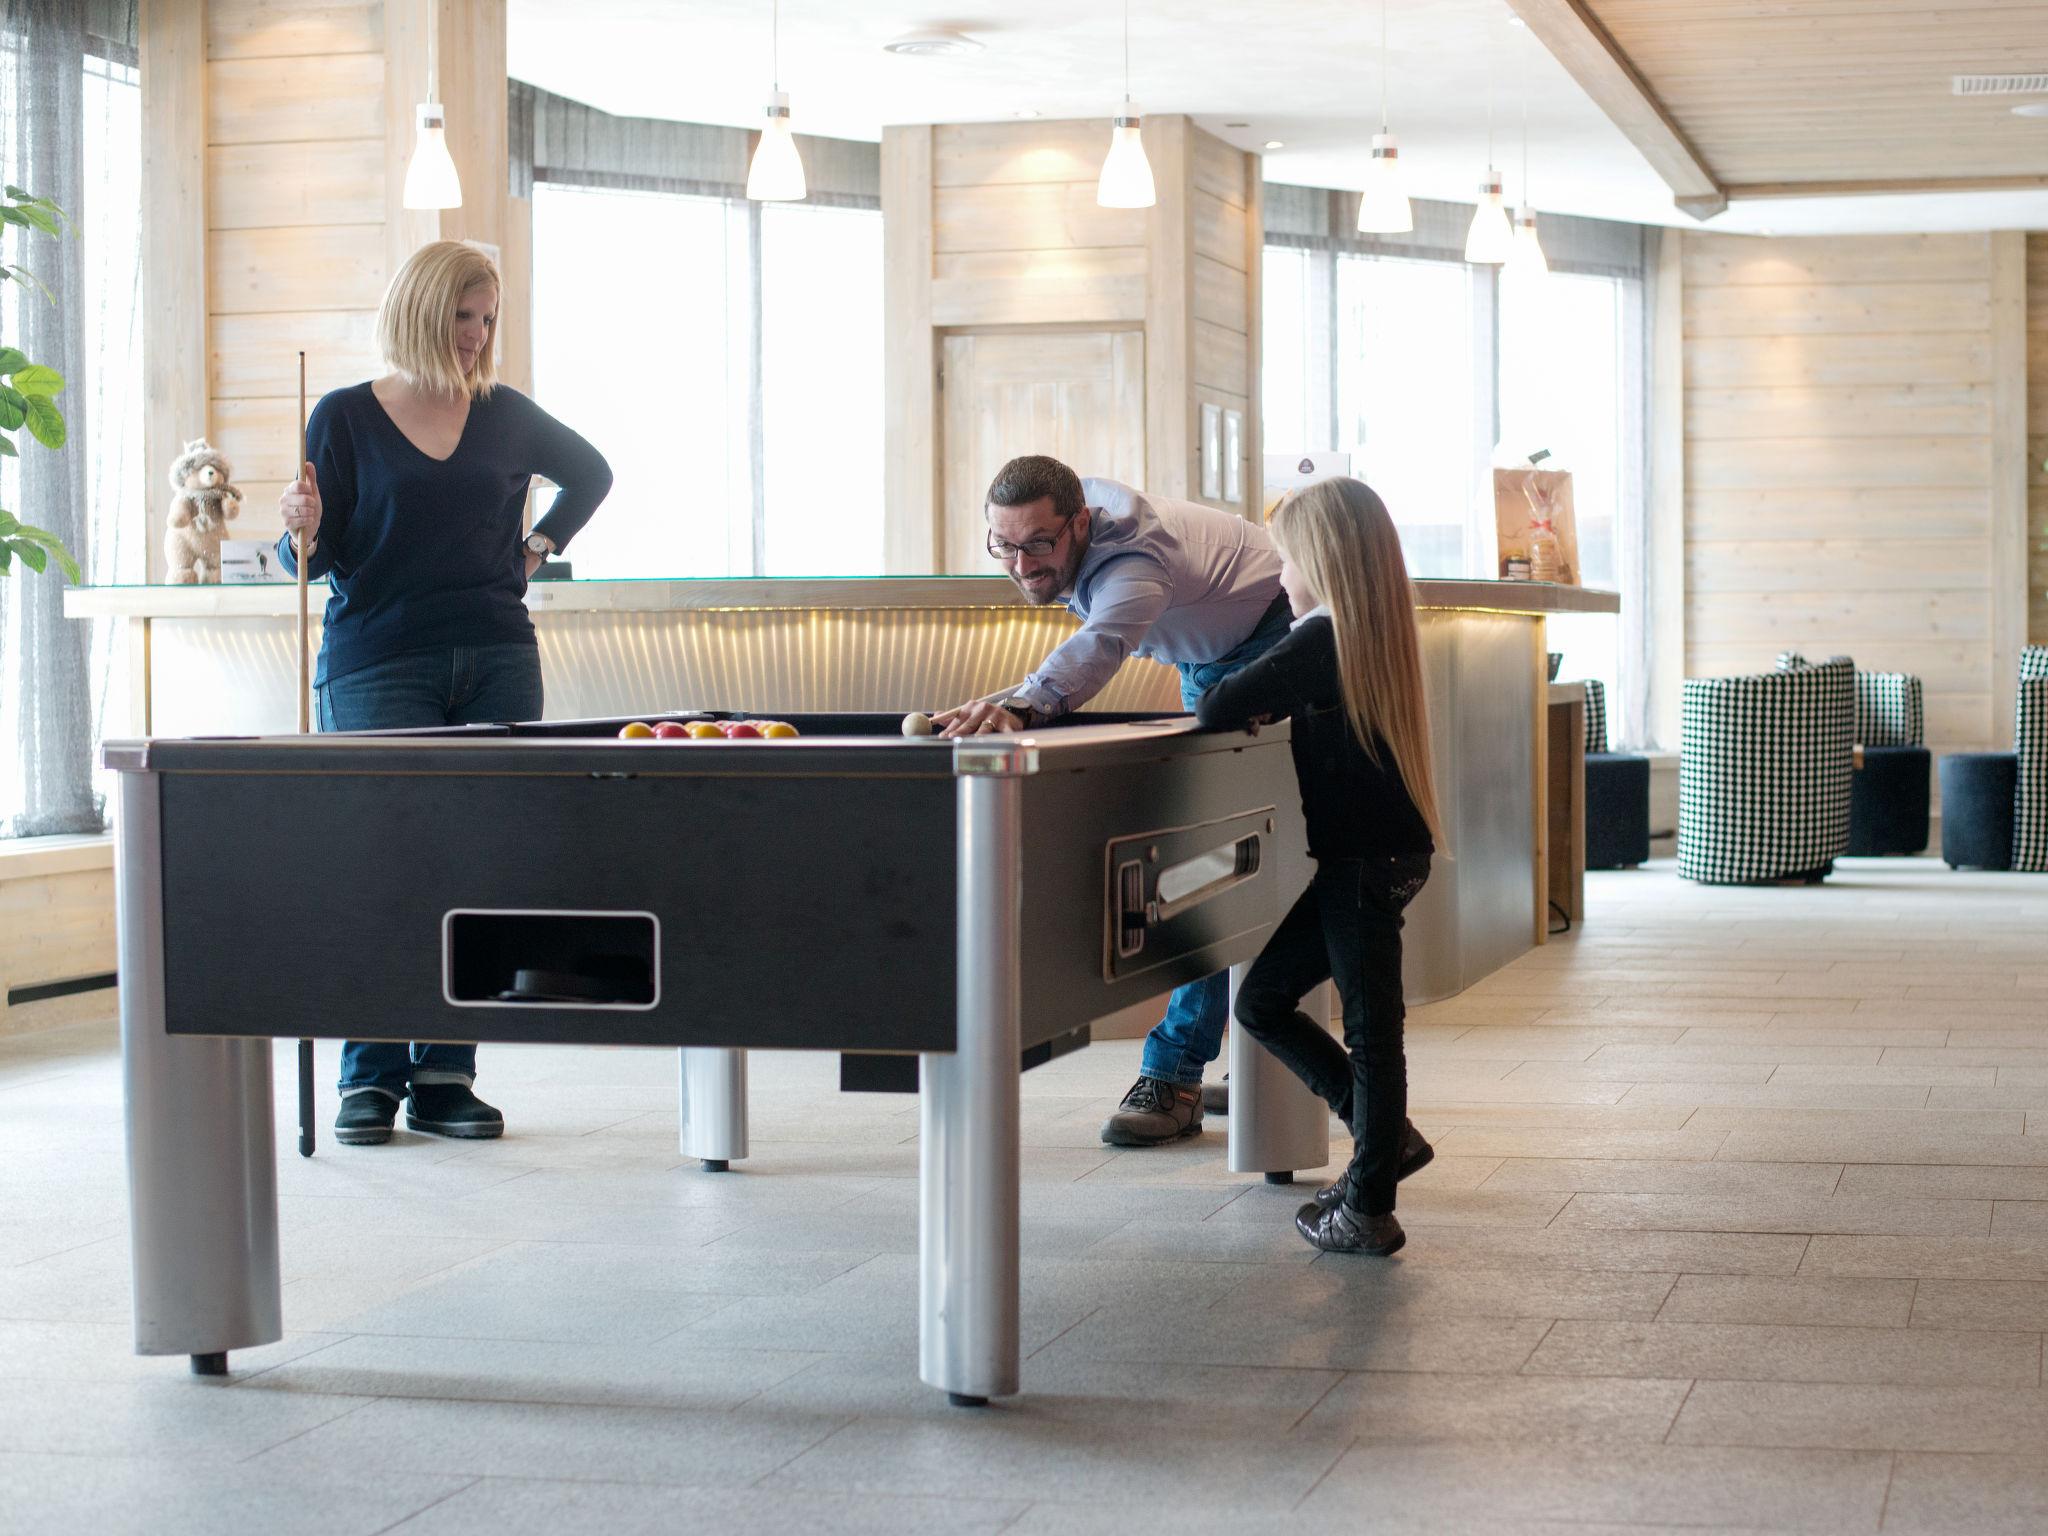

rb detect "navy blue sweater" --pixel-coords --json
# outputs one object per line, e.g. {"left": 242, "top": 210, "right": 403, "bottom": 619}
{"left": 277, "top": 382, "right": 612, "bottom": 685}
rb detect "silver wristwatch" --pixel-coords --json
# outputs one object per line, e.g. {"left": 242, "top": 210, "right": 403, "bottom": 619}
{"left": 523, "top": 532, "right": 555, "bottom": 559}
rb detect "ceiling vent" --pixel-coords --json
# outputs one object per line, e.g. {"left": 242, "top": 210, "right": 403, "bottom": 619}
{"left": 1953, "top": 73, "right": 2048, "bottom": 96}
{"left": 882, "top": 29, "right": 983, "bottom": 56}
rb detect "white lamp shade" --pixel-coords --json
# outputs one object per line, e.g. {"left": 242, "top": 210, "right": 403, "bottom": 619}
{"left": 1464, "top": 175, "right": 1512, "bottom": 265}
{"left": 1508, "top": 208, "right": 1549, "bottom": 278}
{"left": 1096, "top": 116, "right": 1156, "bottom": 209}
{"left": 401, "top": 105, "right": 463, "bottom": 210}
{"left": 1357, "top": 132, "right": 1412, "bottom": 234}
{"left": 746, "top": 93, "right": 807, "bottom": 201}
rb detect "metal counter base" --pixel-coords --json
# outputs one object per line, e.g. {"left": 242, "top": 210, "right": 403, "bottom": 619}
{"left": 110, "top": 713, "right": 1327, "bottom": 1404}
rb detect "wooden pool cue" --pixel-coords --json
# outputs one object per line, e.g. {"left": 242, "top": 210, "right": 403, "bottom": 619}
{"left": 295, "top": 350, "right": 315, "bottom": 1159}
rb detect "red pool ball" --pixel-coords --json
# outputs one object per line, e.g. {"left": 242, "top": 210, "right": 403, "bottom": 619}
{"left": 723, "top": 722, "right": 762, "bottom": 739}
{"left": 651, "top": 721, "right": 689, "bottom": 740}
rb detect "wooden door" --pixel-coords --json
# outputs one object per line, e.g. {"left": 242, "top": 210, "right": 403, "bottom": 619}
{"left": 938, "top": 329, "right": 1145, "bottom": 573}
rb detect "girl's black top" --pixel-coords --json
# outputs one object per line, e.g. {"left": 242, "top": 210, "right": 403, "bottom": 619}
{"left": 1195, "top": 614, "right": 1434, "bottom": 862}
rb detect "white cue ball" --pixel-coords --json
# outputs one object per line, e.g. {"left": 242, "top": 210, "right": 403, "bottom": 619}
{"left": 902, "top": 711, "right": 935, "bottom": 737}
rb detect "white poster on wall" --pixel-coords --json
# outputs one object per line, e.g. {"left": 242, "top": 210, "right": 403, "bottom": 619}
{"left": 1260, "top": 451, "right": 1350, "bottom": 519}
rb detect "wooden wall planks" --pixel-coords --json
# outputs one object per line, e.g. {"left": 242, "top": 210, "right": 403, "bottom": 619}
{"left": 1681, "top": 230, "right": 2025, "bottom": 763}
{"left": 167, "top": 0, "right": 511, "bottom": 561}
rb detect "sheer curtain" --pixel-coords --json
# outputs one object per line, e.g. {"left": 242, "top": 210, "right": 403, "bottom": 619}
{"left": 0, "top": 1, "right": 137, "bottom": 839}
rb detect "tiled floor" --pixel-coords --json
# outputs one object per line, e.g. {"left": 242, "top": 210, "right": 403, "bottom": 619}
{"left": 5, "top": 857, "right": 2048, "bottom": 1534}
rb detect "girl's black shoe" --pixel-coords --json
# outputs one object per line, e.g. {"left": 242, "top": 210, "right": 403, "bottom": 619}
{"left": 1295, "top": 1202, "right": 1405, "bottom": 1256}
{"left": 1310, "top": 1124, "right": 1434, "bottom": 1213}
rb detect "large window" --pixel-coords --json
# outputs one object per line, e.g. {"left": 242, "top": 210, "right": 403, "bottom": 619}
{"left": 1500, "top": 269, "right": 1625, "bottom": 702}
{"left": 529, "top": 183, "right": 882, "bottom": 579}
{"left": 1262, "top": 212, "right": 1643, "bottom": 739}
{"left": 1335, "top": 255, "right": 1477, "bottom": 578}
{"left": 0, "top": 22, "right": 143, "bottom": 839}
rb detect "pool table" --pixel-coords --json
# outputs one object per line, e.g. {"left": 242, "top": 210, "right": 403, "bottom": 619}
{"left": 107, "top": 710, "right": 1325, "bottom": 1404}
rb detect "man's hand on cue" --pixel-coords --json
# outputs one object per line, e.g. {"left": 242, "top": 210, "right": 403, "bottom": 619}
{"left": 934, "top": 700, "right": 1027, "bottom": 738}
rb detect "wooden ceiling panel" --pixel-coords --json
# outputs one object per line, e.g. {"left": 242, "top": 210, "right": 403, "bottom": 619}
{"left": 1509, "top": 0, "right": 2048, "bottom": 214}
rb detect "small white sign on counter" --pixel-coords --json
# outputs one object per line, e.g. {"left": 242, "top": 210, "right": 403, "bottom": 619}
{"left": 220, "top": 539, "right": 286, "bottom": 583}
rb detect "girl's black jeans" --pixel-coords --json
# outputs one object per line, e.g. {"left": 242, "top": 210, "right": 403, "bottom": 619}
{"left": 1232, "top": 853, "right": 1431, "bottom": 1216}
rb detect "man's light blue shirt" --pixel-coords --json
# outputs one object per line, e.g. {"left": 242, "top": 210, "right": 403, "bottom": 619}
{"left": 1010, "top": 478, "right": 1284, "bottom": 720}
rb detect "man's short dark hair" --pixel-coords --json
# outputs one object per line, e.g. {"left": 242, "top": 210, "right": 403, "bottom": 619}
{"left": 986, "top": 455, "right": 1084, "bottom": 524}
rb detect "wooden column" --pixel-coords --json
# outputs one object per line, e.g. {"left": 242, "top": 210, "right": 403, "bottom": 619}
{"left": 881, "top": 116, "right": 1263, "bottom": 573}
{"left": 140, "top": 0, "right": 208, "bottom": 584}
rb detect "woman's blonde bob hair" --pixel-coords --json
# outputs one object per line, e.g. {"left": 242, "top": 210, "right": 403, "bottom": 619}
{"left": 377, "top": 240, "right": 501, "bottom": 399}
{"left": 1269, "top": 477, "right": 1445, "bottom": 850}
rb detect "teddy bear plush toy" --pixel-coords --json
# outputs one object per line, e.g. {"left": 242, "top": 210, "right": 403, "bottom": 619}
{"left": 164, "top": 437, "right": 242, "bottom": 583}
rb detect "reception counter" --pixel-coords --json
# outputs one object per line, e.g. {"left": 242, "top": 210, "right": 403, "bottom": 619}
{"left": 66, "top": 575, "right": 1617, "bottom": 1002}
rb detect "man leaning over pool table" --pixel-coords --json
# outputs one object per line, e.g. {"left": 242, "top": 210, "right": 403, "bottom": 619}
{"left": 934, "top": 453, "right": 1431, "bottom": 1169}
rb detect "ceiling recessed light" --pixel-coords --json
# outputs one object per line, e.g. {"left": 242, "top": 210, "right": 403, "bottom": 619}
{"left": 882, "top": 29, "right": 983, "bottom": 56}
{"left": 1264, "top": 139, "right": 1284, "bottom": 149}
{"left": 2014, "top": 102, "right": 2048, "bottom": 117}
{"left": 1014, "top": 108, "right": 1040, "bottom": 118}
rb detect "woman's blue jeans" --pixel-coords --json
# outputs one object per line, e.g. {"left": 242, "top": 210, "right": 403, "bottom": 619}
{"left": 317, "top": 641, "right": 544, "bottom": 1102}
{"left": 1138, "top": 596, "right": 1295, "bottom": 1086}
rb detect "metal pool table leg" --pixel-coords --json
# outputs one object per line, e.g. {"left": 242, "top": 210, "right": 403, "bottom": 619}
{"left": 1225, "top": 967, "right": 1333, "bottom": 1180}
{"left": 920, "top": 766, "right": 1024, "bottom": 1406}
{"left": 114, "top": 771, "right": 282, "bottom": 1375}
{"left": 679, "top": 1047, "right": 749, "bottom": 1171}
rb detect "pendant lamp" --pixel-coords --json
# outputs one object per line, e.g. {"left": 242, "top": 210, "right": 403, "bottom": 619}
{"left": 1097, "top": 0, "right": 1156, "bottom": 209}
{"left": 402, "top": 3, "right": 462, "bottom": 210}
{"left": 747, "top": 0, "right": 807, "bottom": 201}
{"left": 1357, "top": 0, "right": 1411, "bottom": 234}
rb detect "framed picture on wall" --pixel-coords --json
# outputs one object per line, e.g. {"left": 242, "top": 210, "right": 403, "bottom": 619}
{"left": 1222, "top": 410, "right": 1243, "bottom": 504}
{"left": 1200, "top": 402, "right": 1223, "bottom": 500}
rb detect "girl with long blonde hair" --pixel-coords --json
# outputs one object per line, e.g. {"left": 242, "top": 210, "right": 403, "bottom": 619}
{"left": 1195, "top": 476, "right": 1440, "bottom": 1255}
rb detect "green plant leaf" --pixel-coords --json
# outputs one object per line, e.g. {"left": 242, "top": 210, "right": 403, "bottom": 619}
{"left": 0, "top": 435, "right": 16, "bottom": 457}
{"left": 0, "top": 207, "right": 29, "bottom": 228}
{"left": 0, "top": 541, "right": 13, "bottom": 573}
{"left": 2, "top": 185, "right": 25, "bottom": 200}
{"left": 14, "top": 205, "right": 57, "bottom": 235}
{"left": 4, "top": 266, "right": 53, "bottom": 303}
{"left": 23, "top": 395, "right": 64, "bottom": 449}
{"left": 0, "top": 510, "right": 16, "bottom": 535}
{"left": 10, "top": 364, "right": 63, "bottom": 396}
{"left": 0, "top": 347, "right": 27, "bottom": 374}
{"left": 13, "top": 539, "right": 45, "bottom": 573}
{"left": 0, "top": 395, "right": 23, "bottom": 432}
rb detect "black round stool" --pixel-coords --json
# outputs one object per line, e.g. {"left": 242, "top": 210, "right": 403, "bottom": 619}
{"left": 1939, "top": 752, "right": 2017, "bottom": 870}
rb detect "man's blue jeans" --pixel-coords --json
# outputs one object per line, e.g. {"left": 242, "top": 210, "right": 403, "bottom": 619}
{"left": 1139, "top": 596, "right": 1295, "bottom": 1086}
{"left": 317, "top": 641, "right": 544, "bottom": 1102}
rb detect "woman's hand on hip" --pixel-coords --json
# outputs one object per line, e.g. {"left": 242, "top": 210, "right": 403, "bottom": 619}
{"left": 279, "top": 461, "right": 321, "bottom": 548}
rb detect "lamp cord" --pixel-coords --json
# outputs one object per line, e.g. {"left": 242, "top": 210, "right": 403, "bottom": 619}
{"left": 1379, "top": 0, "right": 1389, "bottom": 132}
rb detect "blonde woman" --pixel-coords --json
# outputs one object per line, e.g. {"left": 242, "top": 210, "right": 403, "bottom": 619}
{"left": 1196, "top": 477, "right": 1443, "bottom": 1255}
{"left": 276, "top": 239, "right": 613, "bottom": 1148}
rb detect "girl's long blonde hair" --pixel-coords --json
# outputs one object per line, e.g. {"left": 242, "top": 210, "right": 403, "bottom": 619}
{"left": 1270, "top": 477, "right": 1445, "bottom": 849}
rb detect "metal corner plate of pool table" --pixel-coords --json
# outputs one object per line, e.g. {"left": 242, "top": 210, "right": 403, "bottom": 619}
{"left": 107, "top": 715, "right": 1322, "bottom": 1404}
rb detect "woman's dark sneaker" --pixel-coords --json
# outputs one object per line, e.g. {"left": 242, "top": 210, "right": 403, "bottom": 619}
{"left": 1309, "top": 1123, "right": 1435, "bottom": 1213}
{"left": 1295, "top": 1202, "right": 1405, "bottom": 1256}
{"left": 406, "top": 1083, "right": 504, "bottom": 1139}
{"left": 334, "top": 1091, "right": 398, "bottom": 1146}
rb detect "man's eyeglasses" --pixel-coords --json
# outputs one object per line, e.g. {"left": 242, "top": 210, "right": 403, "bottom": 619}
{"left": 987, "top": 510, "right": 1076, "bottom": 563}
